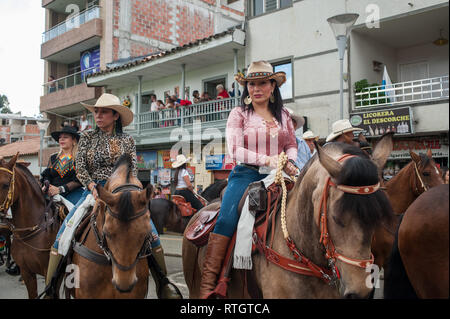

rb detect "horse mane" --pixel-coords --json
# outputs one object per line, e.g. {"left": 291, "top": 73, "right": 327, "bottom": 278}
{"left": 15, "top": 163, "right": 45, "bottom": 203}
{"left": 112, "top": 154, "right": 133, "bottom": 183}
{"left": 201, "top": 179, "right": 228, "bottom": 201}
{"left": 418, "top": 153, "right": 431, "bottom": 168}
{"left": 117, "top": 191, "right": 134, "bottom": 222}
{"left": 333, "top": 143, "right": 394, "bottom": 234}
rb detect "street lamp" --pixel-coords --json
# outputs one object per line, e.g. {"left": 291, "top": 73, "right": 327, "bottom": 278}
{"left": 327, "top": 13, "right": 359, "bottom": 120}
{"left": 37, "top": 120, "right": 51, "bottom": 175}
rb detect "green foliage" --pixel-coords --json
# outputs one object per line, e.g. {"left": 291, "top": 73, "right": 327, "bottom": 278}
{"left": 354, "top": 79, "right": 387, "bottom": 107}
{"left": 0, "top": 94, "right": 12, "bottom": 114}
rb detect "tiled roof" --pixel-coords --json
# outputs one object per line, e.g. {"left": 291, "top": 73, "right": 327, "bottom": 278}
{"left": 0, "top": 138, "right": 41, "bottom": 158}
{"left": 87, "top": 29, "right": 237, "bottom": 79}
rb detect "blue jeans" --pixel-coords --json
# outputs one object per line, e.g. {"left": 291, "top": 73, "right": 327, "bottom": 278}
{"left": 53, "top": 181, "right": 160, "bottom": 249}
{"left": 64, "top": 187, "right": 84, "bottom": 205}
{"left": 213, "top": 165, "right": 267, "bottom": 238}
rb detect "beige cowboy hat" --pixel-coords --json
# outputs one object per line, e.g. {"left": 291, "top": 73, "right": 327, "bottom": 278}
{"left": 235, "top": 61, "right": 286, "bottom": 87}
{"left": 285, "top": 107, "right": 305, "bottom": 130}
{"left": 172, "top": 154, "right": 191, "bottom": 169}
{"left": 81, "top": 93, "right": 134, "bottom": 127}
{"left": 302, "top": 130, "right": 319, "bottom": 141}
{"left": 326, "top": 119, "right": 363, "bottom": 142}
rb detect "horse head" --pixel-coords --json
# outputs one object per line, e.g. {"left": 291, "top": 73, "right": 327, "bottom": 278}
{"left": 0, "top": 153, "right": 19, "bottom": 214}
{"left": 311, "top": 142, "right": 393, "bottom": 298}
{"left": 409, "top": 148, "right": 443, "bottom": 192}
{"left": 96, "top": 155, "right": 153, "bottom": 293}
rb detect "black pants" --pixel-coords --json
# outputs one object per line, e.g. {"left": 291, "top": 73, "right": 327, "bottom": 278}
{"left": 175, "top": 189, "right": 204, "bottom": 211}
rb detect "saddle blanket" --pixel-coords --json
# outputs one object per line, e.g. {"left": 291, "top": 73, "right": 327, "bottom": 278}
{"left": 233, "top": 169, "right": 293, "bottom": 270}
{"left": 58, "top": 194, "right": 95, "bottom": 256}
{"left": 52, "top": 194, "right": 75, "bottom": 213}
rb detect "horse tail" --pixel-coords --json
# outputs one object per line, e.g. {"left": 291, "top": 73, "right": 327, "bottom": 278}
{"left": 383, "top": 214, "right": 418, "bottom": 299}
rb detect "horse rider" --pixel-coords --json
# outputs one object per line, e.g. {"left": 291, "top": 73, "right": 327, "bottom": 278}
{"left": 325, "top": 119, "right": 363, "bottom": 145}
{"left": 44, "top": 93, "right": 181, "bottom": 299}
{"left": 40, "top": 125, "right": 84, "bottom": 205}
{"left": 172, "top": 154, "right": 204, "bottom": 211}
{"left": 199, "top": 61, "right": 299, "bottom": 298}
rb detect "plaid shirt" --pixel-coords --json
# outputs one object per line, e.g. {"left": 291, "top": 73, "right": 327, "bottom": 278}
{"left": 76, "top": 128, "right": 137, "bottom": 188}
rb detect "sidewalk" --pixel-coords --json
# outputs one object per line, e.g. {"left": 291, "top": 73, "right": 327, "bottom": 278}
{"left": 160, "top": 233, "right": 183, "bottom": 257}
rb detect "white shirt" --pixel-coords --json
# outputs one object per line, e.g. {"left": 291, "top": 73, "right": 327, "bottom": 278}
{"left": 176, "top": 168, "right": 189, "bottom": 189}
{"left": 151, "top": 102, "right": 159, "bottom": 112}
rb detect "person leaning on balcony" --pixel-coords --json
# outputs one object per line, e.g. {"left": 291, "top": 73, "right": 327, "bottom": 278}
{"left": 150, "top": 94, "right": 159, "bottom": 112}
{"left": 200, "top": 92, "right": 211, "bottom": 102}
{"left": 40, "top": 125, "right": 84, "bottom": 205}
{"left": 216, "top": 84, "right": 230, "bottom": 100}
{"left": 172, "top": 155, "right": 204, "bottom": 211}
{"left": 199, "top": 61, "right": 299, "bottom": 299}
{"left": 48, "top": 75, "right": 56, "bottom": 93}
{"left": 325, "top": 119, "right": 363, "bottom": 146}
{"left": 43, "top": 93, "right": 182, "bottom": 299}
{"left": 192, "top": 90, "right": 201, "bottom": 103}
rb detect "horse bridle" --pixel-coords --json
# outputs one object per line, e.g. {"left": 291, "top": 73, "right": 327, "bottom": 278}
{"left": 0, "top": 166, "right": 16, "bottom": 217}
{"left": 413, "top": 162, "right": 429, "bottom": 193}
{"left": 91, "top": 184, "right": 153, "bottom": 272}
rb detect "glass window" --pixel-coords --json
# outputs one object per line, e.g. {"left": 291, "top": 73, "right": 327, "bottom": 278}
{"left": 280, "top": 0, "right": 292, "bottom": 8}
{"left": 265, "top": 0, "right": 277, "bottom": 12}
{"left": 253, "top": 0, "right": 264, "bottom": 16}
{"left": 273, "top": 61, "right": 293, "bottom": 100}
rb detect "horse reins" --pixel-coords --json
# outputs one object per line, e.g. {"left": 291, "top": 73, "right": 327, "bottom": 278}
{"left": 0, "top": 166, "right": 16, "bottom": 215}
{"left": 274, "top": 153, "right": 378, "bottom": 286}
{"left": 91, "top": 184, "right": 153, "bottom": 271}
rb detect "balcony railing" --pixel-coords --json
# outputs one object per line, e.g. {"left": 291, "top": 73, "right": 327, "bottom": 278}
{"left": 355, "top": 75, "right": 449, "bottom": 109}
{"left": 42, "top": 5, "right": 101, "bottom": 43}
{"left": 43, "top": 67, "right": 99, "bottom": 96}
{"left": 86, "top": 98, "right": 238, "bottom": 134}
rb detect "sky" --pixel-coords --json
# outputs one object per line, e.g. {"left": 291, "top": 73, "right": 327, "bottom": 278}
{"left": 0, "top": 0, "right": 45, "bottom": 117}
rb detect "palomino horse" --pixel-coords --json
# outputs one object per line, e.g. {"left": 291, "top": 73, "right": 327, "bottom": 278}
{"left": 183, "top": 140, "right": 394, "bottom": 298}
{"left": 151, "top": 180, "right": 228, "bottom": 234}
{"left": 384, "top": 184, "right": 448, "bottom": 298}
{"left": 68, "top": 155, "right": 153, "bottom": 298}
{"left": 371, "top": 148, "right": 443, "bottom": 269}
{"left": 0, "top": 153, "right": 60, "bottom": 299}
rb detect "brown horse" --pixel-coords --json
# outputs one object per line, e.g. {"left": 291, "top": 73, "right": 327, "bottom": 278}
{"left": 371, "top": 148, "right": 443, "bottom": 269}
{"left": 0, "top": 153, "right": 60, "bottom": 299}
{"left": 68, "top": 154, "right": 153, "bottom": 298}
{"left": 182, "top": 139, "right": 394, "bottom": 298}
{"left": 384, "top": 184, "right": 448, "bottom": 298}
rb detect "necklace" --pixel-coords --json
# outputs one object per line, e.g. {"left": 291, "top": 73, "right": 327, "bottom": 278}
{"left": 263, "top": 119, "right": 280, "bottom": 138}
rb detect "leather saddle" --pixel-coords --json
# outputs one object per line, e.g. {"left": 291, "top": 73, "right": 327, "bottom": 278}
{"left": 172, "top": 195, "right": 197, "bottom": 217}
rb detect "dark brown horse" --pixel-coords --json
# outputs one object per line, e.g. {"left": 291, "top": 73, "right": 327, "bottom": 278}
{"left": 384, "top": 184, "right": 448, "bottom": 298}
{"left": 68, "top": 155, "right": 153, "bottom": 298}
{"left": 183, "top": 140, "right": 394, "bottom": 298}
{"left": 0, "top": 153, "right": 59, "bottom": 299}
{"left": 371, "top": 148, "right": 443, "bottom": 269}
{"left": 151, "top": 180, "right": 227, "bottom": 234}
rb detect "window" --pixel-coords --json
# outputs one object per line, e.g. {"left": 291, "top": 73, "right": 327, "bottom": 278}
{"left": 203, "top": 76, "right": 227, "bottom": 99}
{"left": 251, "top": 0, "right": 292, "bottom": 17}
{"left": 273, "top": 60, "right": 293, "bottom": 100}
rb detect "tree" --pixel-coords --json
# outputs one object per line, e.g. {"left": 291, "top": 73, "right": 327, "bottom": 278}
{"left": 0, "top": 94, "right": 12, "bottom": 114}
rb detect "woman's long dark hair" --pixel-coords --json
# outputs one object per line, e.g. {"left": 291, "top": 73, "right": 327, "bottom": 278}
{"left": 173, "top": 163, "right": 187, "bottom": 188}
{"left": 240, "top": 79, "right": 284, "bottom": 124}
{"left": 112, "top": 110, "right": 123, "bottom": 134}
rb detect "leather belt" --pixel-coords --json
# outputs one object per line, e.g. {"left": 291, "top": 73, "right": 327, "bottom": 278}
{"left": 240, "top": 163, "right": 260, "bottom": 171}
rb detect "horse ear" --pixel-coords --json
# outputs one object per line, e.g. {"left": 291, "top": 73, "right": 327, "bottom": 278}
{"left": 96, "top": 184, "right": 117, "bottom": 207}
{"left": 409, "top": 150, "right": 421, "bottom": 164}
{"left": 372, "top": 132, "right": 393, "bottom": 171}
{"left": 426, "top": 148, "right": 432, "bottom": 158}
{"left": 7, "top": 152, "right": 19, "bottom": 170}
{"left": 358, "top": 132, "right": 368, "bottom": 143}
{"left": 314, "top": 141, "right": 342, "bottom": 179}
{"left": 142, "top": 184, "right": 153, "bottom": 202}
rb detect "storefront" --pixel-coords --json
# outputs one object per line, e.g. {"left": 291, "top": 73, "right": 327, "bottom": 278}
{"left": 205, "top": 154, "right": 236, "bottom": 181}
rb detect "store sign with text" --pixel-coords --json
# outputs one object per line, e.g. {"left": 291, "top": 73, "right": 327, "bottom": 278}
{"left": 205, "top": 154, "right": 236, "bottom": 170}
{"left": 387, "top": 138, "right": 449, "bottom": 160}
{"left": 350, "top": 106, "right": 413, "bottom": 137}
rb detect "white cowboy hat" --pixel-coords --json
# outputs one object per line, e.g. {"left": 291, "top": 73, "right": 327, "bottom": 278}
{"left": 302, "top": 130, "right": 319, "bottom": 141}
{"left": 326, "top": 119, "right": 363, "bottom": 142}
{"left": 81, "top": 93, "right": 134, "bottom": 127}
{"left": 285, "top": 107, "right": 305, "bottom": 130}
{"left": 172, "top": 154, "right": 191, "bottom": 168}
{"left": 235, "top": 61, "right": 286, "bottom": 87}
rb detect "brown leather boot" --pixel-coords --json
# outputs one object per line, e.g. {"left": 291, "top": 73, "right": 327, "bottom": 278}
{"left": 199, "top": 233, "right": 231, "bottom": 299}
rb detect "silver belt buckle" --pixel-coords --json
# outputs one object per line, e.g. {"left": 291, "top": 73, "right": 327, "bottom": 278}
{"left": 258, "top": 166, "right": 272, "bottom": 175}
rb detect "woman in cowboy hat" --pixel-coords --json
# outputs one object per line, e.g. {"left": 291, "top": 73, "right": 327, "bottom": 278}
{"left": 44, "top": 93, "right": 181, "bottom": 299}
{"left": 199, "top": 61, "right": 299, "bottom": 298}
{"left": 172, "top": 154, "right": 204, "bottom": 211}
{"left": 40, "top": 125, "right": 83, "bottom": 205}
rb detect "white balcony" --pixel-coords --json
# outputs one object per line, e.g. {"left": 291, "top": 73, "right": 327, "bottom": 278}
{"left": 354, "top": 75, "right": 449, "bottom": 109}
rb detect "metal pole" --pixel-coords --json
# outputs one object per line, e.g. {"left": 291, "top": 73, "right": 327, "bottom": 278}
{"left": 39, "top": 129, "right": 44, "bottom": 175}
{"left": 181, "top": 64, "right": 185, "bottom": 127}
{"left": 138, "top": 75, "right": 142, "bottom": 134}
{"left": 336, "top": 36, "right": 347, "bottom": 120}
{"left": 233, "top": 49, "right": 239, "bottom": 106}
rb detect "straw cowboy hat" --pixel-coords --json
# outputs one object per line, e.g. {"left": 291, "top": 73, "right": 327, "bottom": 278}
{"left": 302, "top": 130, "right": 319, "bottom": 141}
{"left": 285, "top": 107, "right": 305, "bottom": 130}
{"left": 326, "top": 119, "right": 363, "bottom": 143}
{"left": 172, "top": 154, "right": 191, "bottom": 169}
{"left": 81, "top": 93, "right": 134, "bottom": 127}
{"left": 51, "top": 125, "right": 80, "bottom": 142}
{"left": 235, "top": 61, "right": 286, "bottom": 87}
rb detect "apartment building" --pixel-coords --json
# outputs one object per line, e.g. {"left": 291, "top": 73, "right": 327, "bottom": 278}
{"left": 40, "top": 0, "right": 244, "bottom": 134}
{"left": 246, "top": 0, "right": 449, "bottom": 169}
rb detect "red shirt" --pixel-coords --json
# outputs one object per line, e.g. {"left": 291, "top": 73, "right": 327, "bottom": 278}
{"left": 218, "top": 90, "right": 230, "bottom": 99}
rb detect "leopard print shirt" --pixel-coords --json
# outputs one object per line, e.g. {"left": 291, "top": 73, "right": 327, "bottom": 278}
{"left": 76, "top": 128, "right": 137, "bottom": 188}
